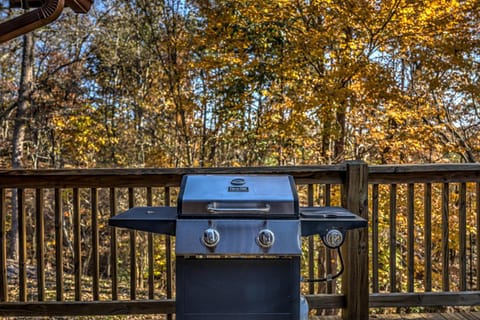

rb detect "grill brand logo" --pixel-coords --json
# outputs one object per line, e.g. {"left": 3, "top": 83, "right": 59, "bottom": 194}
{"left": 229, "top": 178, "right": 248, "bottom": 192}
{"left": 230, "top": 178, "right": 246, "bottom": 185}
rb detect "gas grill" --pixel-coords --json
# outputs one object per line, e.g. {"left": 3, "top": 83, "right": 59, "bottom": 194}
{"left": 109, "top": 174, "right": 367, "bottom": 320}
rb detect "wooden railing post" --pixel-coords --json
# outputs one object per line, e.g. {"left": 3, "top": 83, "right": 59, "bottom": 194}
{"left": 342, "top": 161, "right": 369, "bottom": 320}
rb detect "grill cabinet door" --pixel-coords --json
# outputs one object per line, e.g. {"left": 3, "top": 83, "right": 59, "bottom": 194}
{"left": 176, "top": 257, "right": 300, "bottom": 320}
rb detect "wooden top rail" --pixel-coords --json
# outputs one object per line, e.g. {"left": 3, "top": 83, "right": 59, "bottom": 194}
{"left": 0, "top": 165, "right": 346, "bottom": 188}
{"left": 369, "top": 163, "right": 480, "bottom": 183}
{"left": 2, "top": 163, "right": 479, "bottom": 188}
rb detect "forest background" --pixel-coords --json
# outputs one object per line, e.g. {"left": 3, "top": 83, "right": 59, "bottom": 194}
{"left": 0, "top": 0, "right": 479, "bottom": 303}
{"left": 1, "top": 0, "right": 479, "bottom": 169}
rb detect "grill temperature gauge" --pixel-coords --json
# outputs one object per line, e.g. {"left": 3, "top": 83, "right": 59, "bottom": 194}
{"left": 202, "top": 228, "right": 220, "bottom": 248}
{"left": 322, "top": 229, "right": 344, "bottom": 248}
{"left": 257, "top": 229, "right": 275, "bottom": 249}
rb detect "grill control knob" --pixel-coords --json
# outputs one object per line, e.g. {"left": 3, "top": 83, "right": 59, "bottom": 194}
{"left": 202, "top": 228, "right": 220, "bottom": 248}
{"left": 257, "top": 229, "right": 275, "bottom": 249}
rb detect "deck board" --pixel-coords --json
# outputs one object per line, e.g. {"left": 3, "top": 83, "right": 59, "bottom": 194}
{"left": 312, "top": 313, "right": 480, "bottom": 320}
{"left": 456, "top": 312, "right": 480, "bottom": 320}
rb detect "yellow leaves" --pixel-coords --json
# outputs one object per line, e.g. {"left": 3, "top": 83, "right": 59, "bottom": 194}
{"left": 52, "top": 105, "right": 110, "bottom": 168}
{"left": 69, "top": 0, "right": 479, "bottom": 167}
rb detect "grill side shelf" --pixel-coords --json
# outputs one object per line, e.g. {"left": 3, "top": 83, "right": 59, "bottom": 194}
{"left": 300, "top": 206, "right": 367, "bottom": 237}
{"left": 109, "top": 206, "right": 177, "bottom": 235}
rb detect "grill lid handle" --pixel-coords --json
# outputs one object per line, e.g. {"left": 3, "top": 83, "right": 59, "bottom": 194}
{"left": 206, "top": 202, "right": 271, "bottom": 214}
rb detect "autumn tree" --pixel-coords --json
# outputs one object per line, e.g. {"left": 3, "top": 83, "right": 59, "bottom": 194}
{"left": 347, "top": 0, "right": 479, "bottom": 163}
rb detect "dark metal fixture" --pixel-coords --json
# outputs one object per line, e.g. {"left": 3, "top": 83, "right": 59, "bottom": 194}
{"left": 0, "top": 0, "right": 93, "bottom": 43}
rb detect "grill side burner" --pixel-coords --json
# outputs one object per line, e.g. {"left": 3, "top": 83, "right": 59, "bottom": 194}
{"left": 109, "top": 174, "right": 367, "bottom": 320}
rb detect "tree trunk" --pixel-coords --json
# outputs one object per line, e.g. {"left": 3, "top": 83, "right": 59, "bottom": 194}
{"left": 8, "top": 32, "right": 34, "bottom": 260}
{"left": 334, "top": 109, "right": 346, "bottom": 162}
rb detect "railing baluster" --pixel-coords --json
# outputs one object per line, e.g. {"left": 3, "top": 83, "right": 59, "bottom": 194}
{"left": 55, "top": 188, "right": 64, "bottom": 301}
{"left": 442, "top": 183, "right": 450, "bottom": 292}
{"left": 147, "top": 187, "right": 154, "bottom": 300}
{"left": 109, "top": 188, "right": 118, "bottom": 300}
{"left": 0, "top": 188, "right": 6, "bottom": 302}
{"left": 459, "top": 182, "right": 467, "bottom": 291}
{"left": 129, "top": 187, "right": 136, "bottom": 300}
{"left": 325, "top": 184, "right": 331, "bottom": 206}
{"left": 165, "top": 187, "right": 173, "bottom": 320}
{"left": 372, "top": 184, "right": 379, "bottom": 293}
{"left": 18, "top": 188, "right": 26, "bottom": 302}
{"left": 73, "top": 188, "right": 81, "bottom": 301}
{"left": 324, "top": 184, "right": 334, "bottom": 295}
{"left": 407, "top": 183, "right": 415, "bottom": 293}
{"left": 469, "top": 233, "right": 474, "bottom": 290}
{"left": 307, "top": 184, "right": 315, "bottom": 294}
{"left": 389, "top": 184, "right": 397, "bottom": 293}
{"left": 91, "top": 188, "right": 99, "bottom": 300}
{"left": 424, "top": 183, "right": 432, "bottom": 292}
{"left": 35, "top": 188, "right": 45, "bottom": 301}
{"left": 477, "top": 182, "right": 480, "bottom": 291}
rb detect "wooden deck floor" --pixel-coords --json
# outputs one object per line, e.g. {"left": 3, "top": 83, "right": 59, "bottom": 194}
{"left": 312, "top": 312, "right": 480, "bottom": 319}
{"left": 371, "top": 313, "right": 480, "bottom": 320}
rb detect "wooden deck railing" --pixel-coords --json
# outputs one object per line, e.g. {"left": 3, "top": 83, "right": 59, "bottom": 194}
{"left": 0, "top": 162, "right": 479, "bottom": 319}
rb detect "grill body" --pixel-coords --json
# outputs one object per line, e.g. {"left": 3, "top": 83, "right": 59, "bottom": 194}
{"left": 109, "top": 174, "right": 367, "bottom": 320}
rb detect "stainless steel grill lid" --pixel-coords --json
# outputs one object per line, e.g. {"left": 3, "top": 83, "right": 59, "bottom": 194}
{"left": 177, "top": 175, "right": 299, "bottom": 218}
